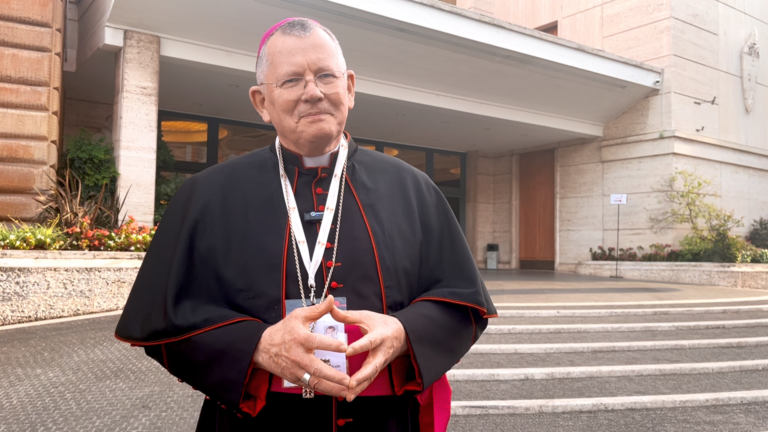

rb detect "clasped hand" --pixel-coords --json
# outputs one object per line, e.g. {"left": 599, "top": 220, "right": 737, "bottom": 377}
{"left": 253, "top": 296, "right": 408, "bottom": 402}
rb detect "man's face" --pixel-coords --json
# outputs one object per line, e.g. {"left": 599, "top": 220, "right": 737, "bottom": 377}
{"left": 249, "top": 30, "right": 355, "bottom": 152}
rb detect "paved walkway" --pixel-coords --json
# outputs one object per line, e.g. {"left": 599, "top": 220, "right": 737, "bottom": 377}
{"left": 1, "top": 271, "right": 766, "bottom": 431}
{"left": 480, "top": 269, "right": 768, "bottom": 303}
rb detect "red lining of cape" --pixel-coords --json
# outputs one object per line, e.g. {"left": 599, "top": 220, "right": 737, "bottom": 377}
{"left": 411, "top": 297, "right": 496, "bottom": 319}
{"left": 114, "top": 317, "right": 263, "bottom": 346}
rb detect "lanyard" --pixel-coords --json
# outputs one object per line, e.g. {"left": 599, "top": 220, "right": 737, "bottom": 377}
{"left": 276, "top": 136, "right": 348, "bottom": 295}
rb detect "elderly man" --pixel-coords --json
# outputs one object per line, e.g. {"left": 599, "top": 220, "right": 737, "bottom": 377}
{"left": 115, "top": 18, "right": 495, "bottom": 432}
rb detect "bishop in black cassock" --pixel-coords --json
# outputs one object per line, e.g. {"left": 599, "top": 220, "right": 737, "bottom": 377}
{"left": 115, "top": 17, "right": 495, "bottom": 432}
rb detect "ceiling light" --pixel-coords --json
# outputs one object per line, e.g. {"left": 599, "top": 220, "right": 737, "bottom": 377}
{"left": 383, "top": 148, "right": 399, "bottom": 156}
{"left": 450, "top": 167, "right": 461, "bottom": 175}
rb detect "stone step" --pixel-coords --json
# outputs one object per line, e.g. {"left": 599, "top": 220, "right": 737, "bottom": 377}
{"left": 492, "top": 295, "right": 768, "bottom": 309}
{"left": 469, "top": 336, "right": 768, "bottom": 354}
{"left": 490, "top": 311, "right": 768, "bottom": 325}
{"left": 477, "top": 326, "right": 768, "bottom": 345}
{"left": 496, "top": 304, "right": 768, "bottom": 317}
{"left": 449, "top": 359, "right": 768, "bottom": 381}
{"left": 493, "top": 298, "right": 768, "bottom": 310}
{"left": 447, "top": 402, "right": 768, "bottom": 432}
{"left": 454, "top": 346, "right": 768, "bottom": 369}
{"left": 451, "top": 370, "right": 768, "bottom": 401}
{"left": 486, "top": 318, "right": 768, "bottom": 334}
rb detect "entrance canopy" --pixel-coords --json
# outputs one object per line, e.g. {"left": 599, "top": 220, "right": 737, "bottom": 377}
{"left": 69, "top": 0, "right": 663, "bottom": 152}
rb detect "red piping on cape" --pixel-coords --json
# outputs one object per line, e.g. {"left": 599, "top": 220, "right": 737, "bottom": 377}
{"left": 161, "top": 345, "right": 169, "bottom": 369}
{"left": 114, "top": 317, "right": 263, "bottom": 346}
{"left": 411, "top": 297, "right": 497, "bottom": 319}
{"left": 346, "top": 177, "right": 387, "bottom": 314}
{"left": 281, "top": 167, "right": 300, "bottom": 318}
{"left": 469, "top": 309, "right": 476, "bottom": 345}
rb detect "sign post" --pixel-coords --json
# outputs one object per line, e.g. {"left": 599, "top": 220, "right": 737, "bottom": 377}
{"left": 609, "top": 194, "right": 627, "bottom": 279}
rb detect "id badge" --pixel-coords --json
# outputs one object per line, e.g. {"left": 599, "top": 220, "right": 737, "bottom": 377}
{"left": 283, "top": 298, "right": 349, "bottom": 389}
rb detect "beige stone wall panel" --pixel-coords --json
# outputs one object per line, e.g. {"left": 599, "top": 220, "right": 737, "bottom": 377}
{"left": 666, "top": 56, "right": 719, "bottom": 102}
{"left": 672, "top": 154, "right": 724, "bottom": 191}
{"left": 745, "top": 0, "right": 768, "bottom": 24}
{"left": 0, "top": 108, "right": 49, "bottom": 140}
{"left": 672, "top": 19, "right": 719, "bottom": 69}
{"left": 560, "top": 6, "right": 603, "bottom": 49}
{"left": 0, "top": 140, "right": 55, "bottom": 165}
{"left": 558, "top": 140, "right": 601, "bottom": 166}
{"left": 0, "top": 47, "right": 51, "bottom": 86}
{"left": 719, "top": 71, "right": 748, "bottom": 145}
{"left": 0, "top": 193, "right": 41, "bottom": 220}
{"left": 603, "top": 154, "right": 673, "bottom": 194}
{"left": 602, "top": 93, "right": 670, "bottom": 139}
{"left": 603, "top": 19, "right": 672, "bottom": 63}
{"left": 749, "top": 169, "right": 768, "bottom": 203}
{"left": 721, "top": 163, "right": 751, "bottom": 199}
{"left": 746, "top": 85, "right": 768, "bottom": 151}
{"left": 0, "top": 82, "right": 50, "bottom": 111}
{"left": 0, "top": 163, "right": 53, "bottom": 193}
{"left": 560, "top": 196, "right": 603, "bottom": 231}
{"left": 718, "top": 2, "right": 748, "bottom": 76}
{"left": 602, "top": 192, "right": 669, "bottom": 230}
{"left": 558, "top": 229, "right": 603, "bottom": 265}
{"left": 526, "top": 0, "right": 561, "bottom": 29}
{"left": 671, "top": 0, "right": 718, "bottom": 34}
{"left": 559, "top": 162, "right": 602, "bottom": 198}
{"left": 603, "top": 0, "right": 671, "bottom": 38}
{"left": 0, "top": 21, "right": 53, "bottom": 53}
{"left": 0, "top": 0, "right": 54, "bottom": 28}
{"left": 63, "top": 99, "right": 113, "bottom": 135}
{"left": 671, "top": 92, "right": 720, "bottom": 139}
{"left": 602, "top": 137, "right": 675, "bottom": 162}
{"left": 562, "top": 0, "right": 603, "bottom": 18}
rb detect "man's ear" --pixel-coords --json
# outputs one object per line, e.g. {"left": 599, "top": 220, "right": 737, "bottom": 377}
{"left": 249, "top": 86, "right": 272, "bottom": 124}
{"left": 345, "top": 70, "right": 356, "bottom": 110}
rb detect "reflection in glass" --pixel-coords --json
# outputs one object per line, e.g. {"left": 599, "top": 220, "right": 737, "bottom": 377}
{"left": 434, "top": 153, "right": 461, "bottom": 188}
{"left": 161, "top": 118, "right": 218, "bottom": 163}
{"left": 384, "top": 147, "right": 425, "bottom": 173}
{"left": 154, "top": 171, "right": 192, "bottom": 224}
{"left": 218, "top": 124, "right": 276, "bottom": 162}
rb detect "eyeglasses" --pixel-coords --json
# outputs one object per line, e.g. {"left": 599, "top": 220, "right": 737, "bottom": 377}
{"left": 260, "top": 71, "right": 347, "bottom": 95}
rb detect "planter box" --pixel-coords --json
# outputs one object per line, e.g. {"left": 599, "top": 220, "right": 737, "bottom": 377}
{"left": 0, "top": 251, "right": 144, "bottom": 326}
{"left": 576, "top": 261, "right": 768, "bottom": 290}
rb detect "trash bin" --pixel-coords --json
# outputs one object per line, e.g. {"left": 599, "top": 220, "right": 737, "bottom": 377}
{"left": 486, "top": 244, "right": 499, "bottom": 270}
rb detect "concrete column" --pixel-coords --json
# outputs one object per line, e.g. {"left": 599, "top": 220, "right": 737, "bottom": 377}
{"left": 112, "top": 31, "right": 159, "bottom": 226}
{"left": 0, "top": 0, "right": 63, "bottom": 221}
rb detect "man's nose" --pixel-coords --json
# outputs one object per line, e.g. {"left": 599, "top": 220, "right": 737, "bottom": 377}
{"left": 301, "top": 79, "right": 324, "bottom": 101}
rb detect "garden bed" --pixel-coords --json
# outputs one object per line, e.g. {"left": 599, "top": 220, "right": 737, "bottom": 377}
{"left": 0, "top": 251, "right": 143, "bottom": 326}
{"left": 576, "top": 261, "right": 768, "bottom": 290}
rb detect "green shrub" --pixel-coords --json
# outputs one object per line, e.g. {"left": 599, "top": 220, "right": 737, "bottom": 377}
{"left": 154, "top": 130, "right": 187, "bottom": 224}
{"left": 62, "top": 129, "right": 119, "bottom": 198}
{"left": 747, "top": 218, "right": 768, "bottom": 249}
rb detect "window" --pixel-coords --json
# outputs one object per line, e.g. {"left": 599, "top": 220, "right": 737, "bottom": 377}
{"left": 157, "top": 111, "right": 466, "bottom": 230}
{"left": 537, "top": 22, "right": 558, "bottom": 37}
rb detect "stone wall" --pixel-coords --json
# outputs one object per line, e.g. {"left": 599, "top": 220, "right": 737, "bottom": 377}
{"left": 576, "top": 261, "right": 768, "bottom": 290}
{"left": 0, "top": 250, "right": 142, "bottom": 325}
{"left": 0, "top": 0, "right": 64, "bottom": 221}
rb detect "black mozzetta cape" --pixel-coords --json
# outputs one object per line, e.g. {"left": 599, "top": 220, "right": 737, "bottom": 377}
{"left": 115, "top": 135, "right": 496, "bottom": 431}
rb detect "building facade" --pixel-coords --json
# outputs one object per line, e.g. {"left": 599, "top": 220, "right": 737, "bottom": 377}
{"left": 0, "top": 0, "right": 765, "bottom": 272}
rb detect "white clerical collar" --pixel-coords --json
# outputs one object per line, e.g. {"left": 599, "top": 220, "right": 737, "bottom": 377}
{"left": 302, "top": 142, "right": 341, "bottom": 168}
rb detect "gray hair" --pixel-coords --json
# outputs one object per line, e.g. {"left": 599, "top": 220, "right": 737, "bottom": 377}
{"left": 256, "top": 19, "right": 346, "bottom": 84}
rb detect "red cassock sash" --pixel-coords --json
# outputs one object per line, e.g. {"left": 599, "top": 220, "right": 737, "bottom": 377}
{"left": 265, "top": 324, "right": 452, "bottom": 432}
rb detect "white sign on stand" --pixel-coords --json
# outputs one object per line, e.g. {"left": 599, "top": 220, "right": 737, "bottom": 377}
{"left": 609, "top": 194, "right": 627, "bottom": 278}
{"left": 610, "top": 194, "right": 628, "bottom": 205}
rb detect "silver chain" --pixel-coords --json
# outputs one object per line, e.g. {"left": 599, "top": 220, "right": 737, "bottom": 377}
{"left": 277, "top": 143, "right": 348, "bottom": 309}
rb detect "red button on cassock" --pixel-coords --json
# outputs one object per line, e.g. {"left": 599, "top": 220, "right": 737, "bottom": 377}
{"left": 319, "top": 205, "right": 325, "bottom": 211}
{"left": 327, "top": 261, "right": 333, "bottom": 268}
{"left": 331, "top": 281, "right": 338, "bottom": 289}
{"left": 337, "top": 420, "right": 346, "bottom": 426}
{"left": 315, "top": 187, "right": 323, "bottom": 194}
{"left": 326, "top": 242, "right": 332, "bottom": 249}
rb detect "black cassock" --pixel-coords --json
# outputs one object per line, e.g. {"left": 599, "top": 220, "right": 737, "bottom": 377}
{"left": 115, "top": 135, "right": 496, "bottom": 431}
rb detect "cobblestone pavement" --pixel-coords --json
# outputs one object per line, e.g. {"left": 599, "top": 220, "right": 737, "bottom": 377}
{"left": 0, "top": 315, "right": 201, "bottom": 431}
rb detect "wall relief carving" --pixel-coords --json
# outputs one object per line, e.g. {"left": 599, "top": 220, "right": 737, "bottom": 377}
{"left": 742, "top": 28, "right": 760, "bottom": 114}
